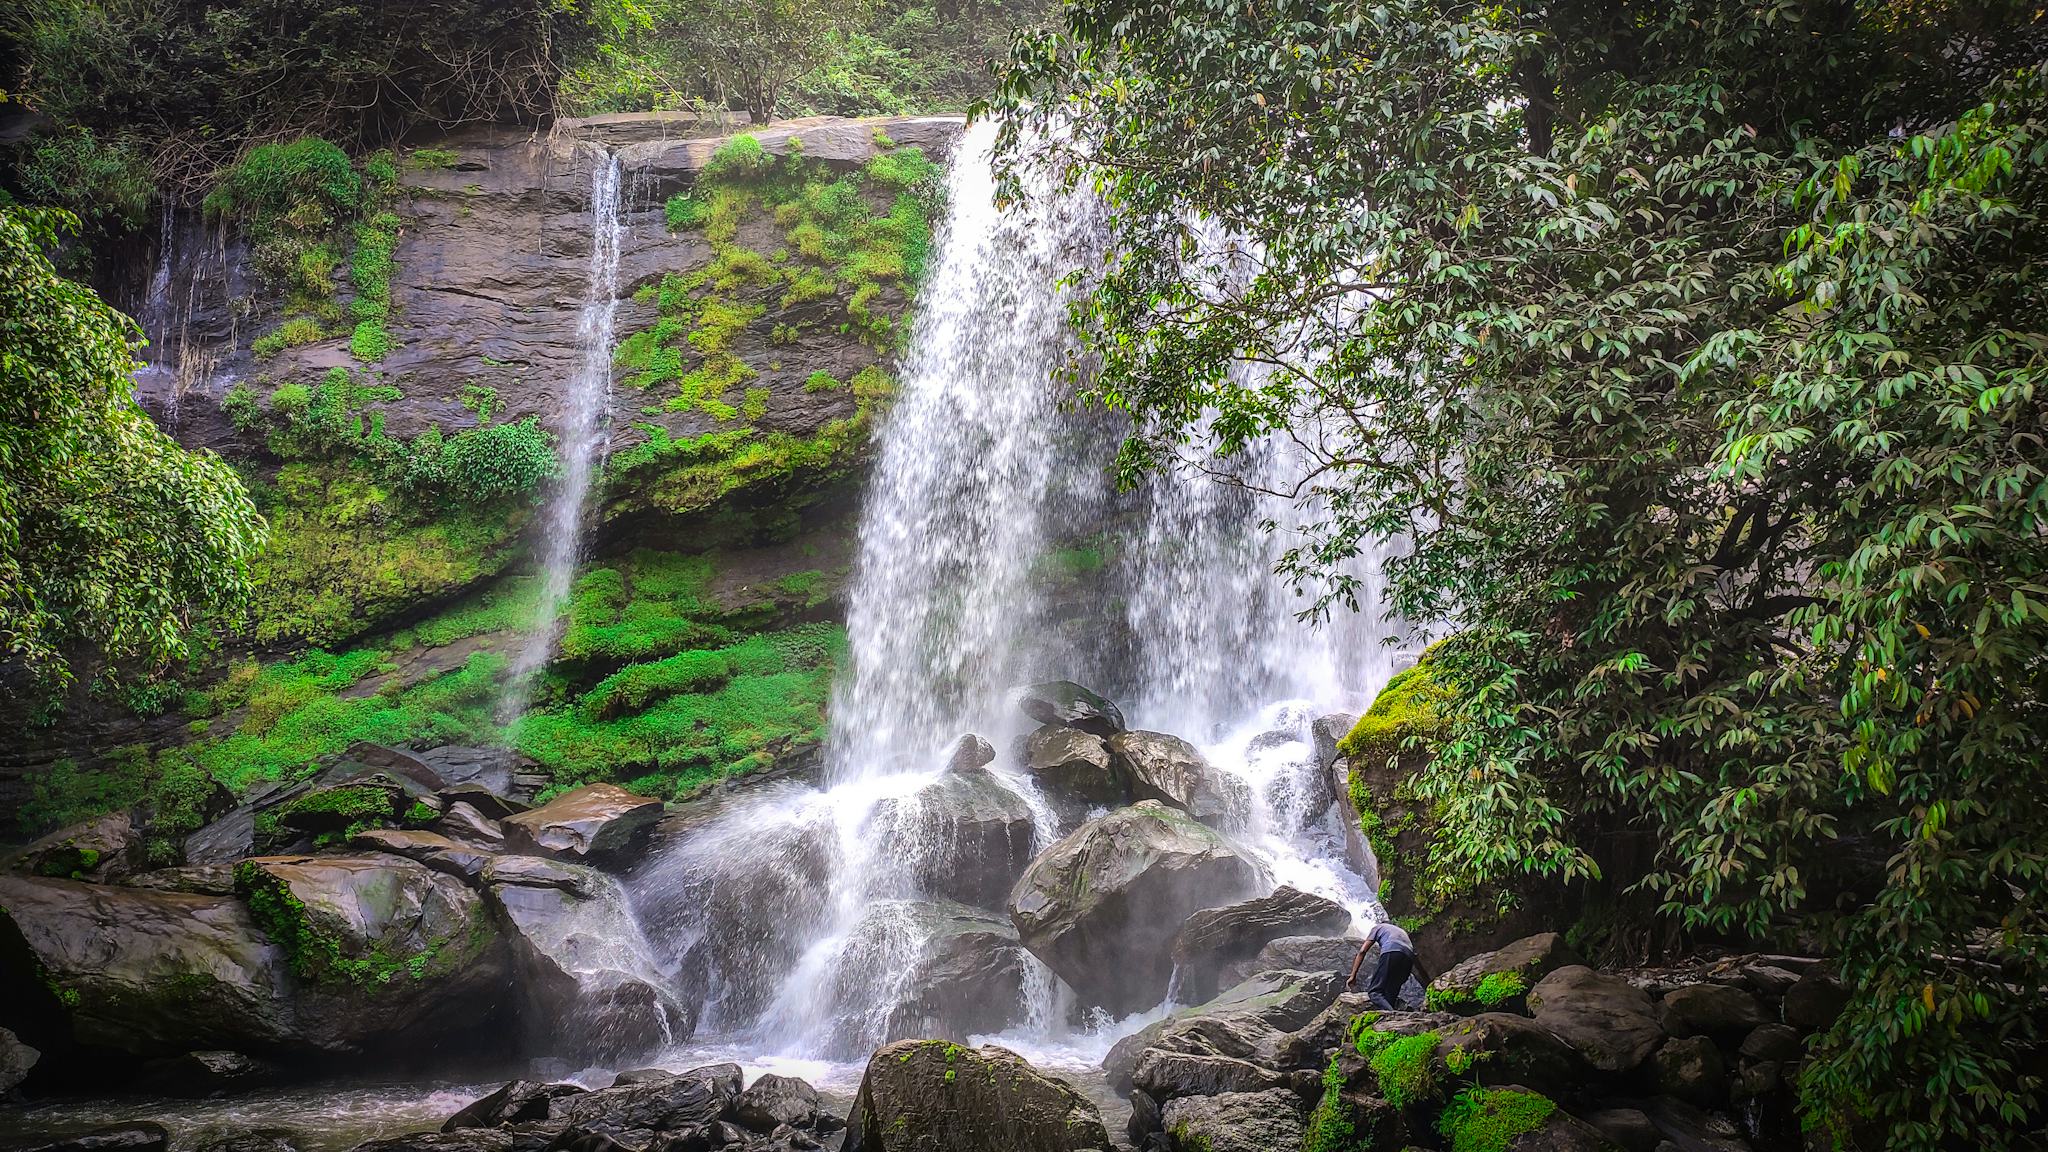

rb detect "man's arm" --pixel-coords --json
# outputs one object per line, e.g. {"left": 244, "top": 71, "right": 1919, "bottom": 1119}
{"left": 1345, "top": 941, "right": 1369, "bottom": 987}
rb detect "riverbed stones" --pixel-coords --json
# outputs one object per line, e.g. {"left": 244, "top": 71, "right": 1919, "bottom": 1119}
{"left": 844, "top": 1039, "right": 1112, "bottom": 1152}
{"left": 1108, "top": 731, "right": 1250, "bottom": 828}
{"left": 131, "top": 1049, "right": 278, "bottom": 1097}
{"left": 445, "top": 1081, "right": 588, "bottom": 1130}
{"left": 1158, "top": 1087, "right": 1305, "bottom": 1152}
{"left": 549, "top": 1063, "right": 741, "bottom": 1133}
{"left": 1015, "top": 680, "right": 1126, "bottom": 737}
{"left": 1008, "top": 800, "right": 1262, "bottom": 1015}
{"left": 0, "top": 874, "right": 295, "bottom": 1056}
{"left": 1169, "top": 886, "right": 1353, "bottom": 1002}
{"left": 733, "top": 1074, "right": 822, "bottom": 1132}
{"left": 1526, "top": 965, "right": 1665, "bottom": 1074}
{"left": 502, "top": 784, "right": 663, "bottom": 858}
{"left": 5, "top": 1123, "right": 172, "bottom": 1152}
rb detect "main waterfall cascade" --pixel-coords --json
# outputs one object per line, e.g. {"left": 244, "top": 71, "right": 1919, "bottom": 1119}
{"left": 616, "top": 122, "right": 1410, "bottom": 1084}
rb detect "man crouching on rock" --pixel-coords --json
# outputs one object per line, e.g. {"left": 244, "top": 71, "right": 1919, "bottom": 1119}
{"left": 1346, "top": 920, "right": 1429, "bottom": 1011}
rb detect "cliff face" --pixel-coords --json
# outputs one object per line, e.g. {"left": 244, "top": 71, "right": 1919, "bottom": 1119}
{"left": 6, "top": 114, "right": 965, "bottom": 834}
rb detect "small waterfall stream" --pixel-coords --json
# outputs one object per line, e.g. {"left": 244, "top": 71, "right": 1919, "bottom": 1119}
{"left": 620, "top": 122, "right": 1408, "bottom": 1085}
{"left": 505, "top": 149, "right": 625, "bottom": 710}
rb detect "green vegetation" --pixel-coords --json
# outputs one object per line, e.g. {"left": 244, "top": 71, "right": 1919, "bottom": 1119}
{"left": 0, "top": 207, "right": 262, "bottom": 701}
{"left": 236, "top": 859, "right": 492, "bottom": 987}
{"left": 1436, "top": 1087, "right": 1556, "bottom": 1152}
{"left": 349, "top": 210, "right": 401, "bottom": 363}
{"left": 408, "top": 148, "right": 462, "bottom": 170}
{"left": 999, "top": 1, "right": 2048, "bottom": 1143}
{"left": 1302, "top": 1057, "right": 1362, "bottom": 1152}
{"left": 1354, "top": 1027, "right": 1438, "bottom": 1109}
{"left": 1337, "top": 660, "right": 1450, "bottom": 766}
{"left": 1427, "top": 970, "right": 1529, "bottom": 1014}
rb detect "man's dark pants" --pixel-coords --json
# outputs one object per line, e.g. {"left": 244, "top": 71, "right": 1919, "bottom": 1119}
{"left": 1366, "top": 947, "right": 1414, "bottom": 1011}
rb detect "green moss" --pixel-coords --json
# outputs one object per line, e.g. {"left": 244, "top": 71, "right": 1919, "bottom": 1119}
{"left": 1303, "top": 1056, "right": 1363, "bottom": 1152}
{"left": 1339, "top": 660, "right": 1453, "bottom": 764}
{"left": 408, "top": 148, "right": 461, "bottom": 170}
{"left": 1436, "top": 1087, "right": 1556, "bottom": 1152}
{"left": 349, "top": 210, "right": 400, "bottom": 363}
{"left": 1475, "top": 970, "right": 1527, "bottom": 1007}
{"left": 235, "top": 859, "right": 490, "bottom": 988}
{"left": 253, "top": 316, "right": 328, "bottom": 358}
{"left": 1353, "top": 1021, "right": 1441, "bottom": 1108}
{"left": 804, "top": 370, "right": 843, "bottom": 393}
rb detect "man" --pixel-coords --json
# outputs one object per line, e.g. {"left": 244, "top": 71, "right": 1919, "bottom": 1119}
{"left": 1346, "top": 920, "right": 1429, "bottom": 1010}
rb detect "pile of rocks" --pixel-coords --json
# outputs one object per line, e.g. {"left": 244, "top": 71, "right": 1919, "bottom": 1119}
{"left": 0, "top": 743, "right": 681, "bottom": 1091}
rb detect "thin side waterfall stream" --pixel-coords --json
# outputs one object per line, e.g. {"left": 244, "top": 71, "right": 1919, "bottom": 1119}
{"left": 505, "top": 148, "right": 625, "bottom": 713}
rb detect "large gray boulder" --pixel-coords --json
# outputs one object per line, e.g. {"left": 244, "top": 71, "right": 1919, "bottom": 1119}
{"left": 547, "top": 1062, "right": 740, "bottom": 1133}
{"left": 1131, "top": 1050, "right": 1287, "bottom": 1104}
{"left": 1159, "top": 1088, "right": 1304, "bottom": 1152}
{"left": 501, "top": 784, "right": 663, "bottom": 858}
{"left": 1526, "top": 965, "right": 1666, "bottom": 1073}
{"left": 483, "top": 858, "right": 691, "bottom": 1058}
{"left": 1427, "top": 931, "right": 1581, "bottom": 1015}
{"left": 844, "top": 1039, "right": 1111, "bottom": 1152}
{"left": 1008, "top": 801, "right": 1262, "bottom": 1015}
{"left": 1104, "top": 969, "right": 1343, "bottom": 1093}
{"left": 1108, "top": 732, "right": 1250, "bottom": 828}
{"left": 1022, "top": 727, "right": 1121, "bottom": 826}
{"left": 1218, "top": 934, "right": 1360, "bottom": 991}
{"left": 10, "top": 812, "right": 139, "bottom": 882}
{"left": 234, "top": 855, "right": 509, "bottom": 1050}
{"left": 1016, "top": 681, "right": 1126, "bottom": 737}
{"left": 1169, "top": 886, "right": 1353, "bottom": 1003}
{"left": 879, "top": 762, "right": 1034, "bottom": 909}
{"left": 0, "top": 1026, "right": 41, "bottom": 1093}
{"left": 871, "top": 901, "right": 1030, "bottom": 1044}
{"left": 0, "top": 875, "right": 296, "bottom": 1056}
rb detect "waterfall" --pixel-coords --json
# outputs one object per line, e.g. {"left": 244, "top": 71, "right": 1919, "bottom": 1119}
{"left": 626, "top": 121, "right": 1409, "bottom": 1076}
{"left": 504, "top": 150, "right": 624, "bottom": 713}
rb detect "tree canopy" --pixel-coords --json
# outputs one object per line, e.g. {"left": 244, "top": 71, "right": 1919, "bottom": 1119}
{"left": 0, "top": 206, "right": 263, "bottom": 700}
{"left": 992, "top": 0, "right": 2048, "bottom": 1145}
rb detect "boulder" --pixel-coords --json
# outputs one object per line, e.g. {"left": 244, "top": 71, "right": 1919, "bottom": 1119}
{"left": 1008, "top": 801, "right": 1262, "bottom": 1015}
{"left": 1579, "top": 1106, "right": 1661, "bottom": 1152}
{"left": 119, "top": 864, "right": 239, "bottom": 896}
{"left": 881, "top": 763, "right": 1034, "bottom": 910}
{"left": 1127, "top": 1088, "right": 1163, "bottom": 1145}
{"left": 1438, "top": 1096, "right": 1618, "bottom": 1152}
{"left": 1428, "top": 932, "right": 1582, "bottom": 1015}
{"left": 1219, "top": 935, "right": 1360, "bottom": 990}
{"left": 1658, "top": 983, "right": 1767, "bottom": 1041}
{"left": 483, "top": 858, "right": 691, "bottom": 1058}
{"left": 1271, "top": 992, "right": 1380, "bottom": 1072}
{"left": 233, "top": 855, "right": 508, "bottom": 1050}
{"left": 1526, "top": 966, "right": 1666, "bottom": 1074}
{"left": 1169, "top": 887, "right": 1353, "bottom": 1003}
{"left": 0, "top": 1025, "right": 40, "bottom": 1093}
{"left": 0, "top": 875, "right": 296, "bottom": 1056}
{"left": 132, "top": 1049, "right": 278, "bottom": 1097}
{"left": 4, "top": 1124, "right": 171, "bottom": 1152}
{"left": 1105, "top": 969, "right": 1343, "bottom": 1093}
{"left": 872, "top": 901, "right": 1030, "bottom": 1044}
{"left": 1158, "top": 1088, "right": 1303, "bottom": 1152}
{"left": 501, "top": 784, "right": 663, "bottom": 858}
{"left": 548, "top": 1063, "right": 741, "bottom": 1133}
{"left": 344, "top": 743, "right": 449, "bottom": 792}
{"left": 1108, "top": 732, "right": 1250, "bottom": 828}
{"left": 844, "top": 1039, "right": 1111, "bottom": 1152}
{"left": 444, "top": 1081, "right": 587, "bottom": 1130}
{"left": 1437, "top": 1012, "right": 1590, "bottom": 1098}
{"left": 349, "top": 1132, "right": 513, "bottom": 1152}
{"left": 1022, "top": 727, "right": 1122, "bottom": 823}
{"left": 437, "top": 802, "right": 509, "bottom": 847}
{"left": 1015, "top": 681, "right": 1126, "bottom": 737}
{"left": 11, "top": 812, "right": 138, "bottom": 882}
{"left": 946, "top": 734, "right": 996, "bottom": 771}
{"left": 1310, "top": 714, "right": 1357, "bottom": 774}
{"left": 1651, "top": 1036, "right": 1727, "bottom": 1108}
{"left": 1737, "top": 1023, "right": 1801, "bottom": 1063}
{"left": 351, "top": 828, "right": 494, "bottom": 882}
{"left": 1131, "top": 1050, "right": 1287, "bottom": 1103}
{"left": 732, "top": 1074, "right": 821, "bottom": 1132}
{"left": 1639, "top": 1095, "right": 1755, "bottom": 1152}
{"left": 1781, "top": 968, "right": 1848, "bottom": 1030}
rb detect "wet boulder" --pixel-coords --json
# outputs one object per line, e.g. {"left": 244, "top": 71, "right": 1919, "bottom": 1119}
{"left": 1104, "top": 969, "right": 1343, "bottom": 1093}
{"left": 1015, "top": 681, "right": 1126, "bottom": 737}
{"left": 0, "top": 1026, "right": 40, "bottom": 1092}
{"left": 5, "top": 1124, "right": 172, "bottom": 1152}
{"left": 732, "top": 1074, "right": 822, "bottom": 1132}
{"left": 1435, "top": 1013, "right": 1588, "bottom": 1098}
{"left": 233, "top": 855, "right": 509, "bottom": 1051}
{"left": 351, "top": 828, "right": 495, "bottom": 882}
{"left": 119, "top": 864, "right": 239, "bottom": 896}
{"left": 437, "top": 802, "right": 509, "bottom": 848}
{"left": 444, "top": 1081, "right": 588, "bottom": 1130}
{"left": 1008, "top": 800, "right": 1262, "bottom": 1016}
{"left": 131, "top": 1049, "right": 278, "bottom": 1097}
{"left": 844, "top": 1039, "right": 1111, "bottom": 1152}
{"left": 1022, "top": 727, "right": 1122, "bottom": 824}
{"left": 1659, "top": 982, "right": 1769, "bottom": 1041}
{"left": 1426, "top": 932, "right": 1581, "bottom": 1016}
{"left": 10, "top": 812, "right": 139, "bottom": 882}
{"left": 879, "top": 762, "right": 1034, "bottom": 910}
{"left": 1158, "top": 1088, "right": 1304, "bottom": 1152}
{"left": 1526, "top": 965, "right": 1665, "bottom": 1074}
{"left": 1652, "top": 1034, "right": 1729, "bottom": 1108}
{"left": 1271, "top": 992, "right": 1380, "bottom": 1072}
{"left": 864, "top": 900, "right": 1030, "bottom": 1044}
{"left": 1218, "top": 934, "right": 1361, "bottom": 991}
{"left": 0, "top": 875, "right": 296, "bottom": 1056}
{"left": 502, "top": 784, "right": 663, "bottom": 859}
{"left": 483, "top": 858, "right": 692, "bottom": 1058}
{"left": 1131, "top": 1050, "right": 1287, "bottom": 1104}
{"left": 1108, "top": 732, "right": 1250, "bottom": 828}
{"left": 548, "top": 1063, "right": 740, "bottom": 1133}
{"left": 1170, "top": 886, "right": 1353, "bottom": 1003}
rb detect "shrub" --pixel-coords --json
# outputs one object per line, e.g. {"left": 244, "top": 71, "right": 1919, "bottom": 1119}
{"left": 204, "top": 138, "right": 361, "bottom": 224}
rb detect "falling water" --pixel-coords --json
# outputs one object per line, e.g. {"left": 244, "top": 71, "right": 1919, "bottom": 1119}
{"left": 626, "top": 121, "right": 1408, "bottom": 1081}
{"left": 504, "top": 150, "right": 624, "bottom": 713}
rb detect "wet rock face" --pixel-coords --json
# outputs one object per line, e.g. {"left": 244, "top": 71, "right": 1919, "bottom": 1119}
{"left": 844, "top": 1039, "right": 1112, "bottom": 1152}
{"left": 1158, "top": 1087, "right": 1305, "bottom": 1152}
{"left": 1108, "top": 731, "right": 1250, "bottom": 829}
{"left": 1007, "top": 800, "right": 1263, "bottom": 1016}
{"left": 0, "top": 1026, "right": 41, "bottom": 1093}
{"left": 877, "top": 763, "right": 1035, "bottom": 910}
{"left": 10, "top": 812, "right": 139, "bottom": 883}
{"left": 1021, "top": 727, "right": 1120, "bottom": 826}
{"left": 1524, "top": 965, "right": 1665, "bottom": 1074}
{"left": 501, "top": 784, "right": 664, "bottom": 859}
{"left": 1170, "top": 886, "right": 1353, "bottom": 1003}
{"left": 1015, "top": 681, "right": 1127, "bottom": 738}
{"left": 848, "top": 900, "right": 1029, "bottom": 1047}
{"left": 0, "top": 874, "right": 296, "bottom": 1056}
{"left": 1103, "top": 969, "right": 1344, "bottom": 1094}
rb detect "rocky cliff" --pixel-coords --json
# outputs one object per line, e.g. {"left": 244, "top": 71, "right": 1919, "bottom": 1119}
{"left": 5, "top": 113, "right": 965, "bottom": 835}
